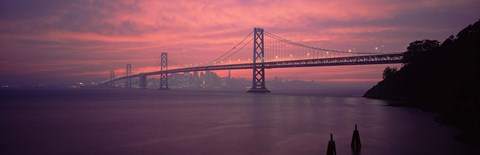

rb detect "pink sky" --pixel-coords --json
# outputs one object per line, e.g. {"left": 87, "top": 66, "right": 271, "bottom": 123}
{"left": 1, "top": 0, "right": 479, "bottom": 85}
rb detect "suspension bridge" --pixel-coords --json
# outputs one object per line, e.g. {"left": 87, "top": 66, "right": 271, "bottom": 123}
{"left": 98, "top": 28, "right": 404, "bottom": 92}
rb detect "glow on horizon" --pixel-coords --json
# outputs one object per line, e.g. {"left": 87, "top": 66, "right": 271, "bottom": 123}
{"left": 0, "top": 0, "right": 479, "bottom": 85}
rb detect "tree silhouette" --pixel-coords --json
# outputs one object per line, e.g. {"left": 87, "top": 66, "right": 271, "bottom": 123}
{"left": 402, "top": 39, "right": 440, "bottom": 65}
{"left": 365, "top": 19, "right": 480, "bottom": 145}
{"left": 382, "top": 66, "right": 397, "bottom": 79}
{"left": 407, "top": 40, "right": 440, "bottom": 52}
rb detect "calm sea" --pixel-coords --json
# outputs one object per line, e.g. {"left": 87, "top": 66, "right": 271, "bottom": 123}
{"left": 1, "top": 88, "right": 478, "bottom": 155}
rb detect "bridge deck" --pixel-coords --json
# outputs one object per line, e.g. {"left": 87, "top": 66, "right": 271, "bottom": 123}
{"left": 101, "top": 53, "right": 403, "bottom": 84}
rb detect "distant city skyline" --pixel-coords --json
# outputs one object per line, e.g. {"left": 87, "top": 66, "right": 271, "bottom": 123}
{"left": 1, "top": 0, "right": 479, "bottom": 85}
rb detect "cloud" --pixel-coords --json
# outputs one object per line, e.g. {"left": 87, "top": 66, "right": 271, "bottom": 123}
{"left": 1, "top": 0, "right": 479, "bottom": 85}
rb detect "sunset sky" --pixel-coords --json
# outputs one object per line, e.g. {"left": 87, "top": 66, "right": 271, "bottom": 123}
{"left": 1, "top": 0, "right": 479, "bottom": 86}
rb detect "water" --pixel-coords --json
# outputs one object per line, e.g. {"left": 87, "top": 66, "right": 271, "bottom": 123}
{"left": 1, "top": 88, "right": 478, "bottom": 155}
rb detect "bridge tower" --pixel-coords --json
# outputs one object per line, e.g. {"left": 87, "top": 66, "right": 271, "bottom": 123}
{"left": 248, "top": 28, "right": 270, "bottom": 93}
{"left": 110, "top": 70, "right": 115, "bottom": 87}
{"left": 125, "top": 64, "right": 132, "bottom": 88}
{"left": 159, "top": 52, "right": 169, "bottom": 90}
{"left": 139, "top": 74, "right": 147, "bottom": 89}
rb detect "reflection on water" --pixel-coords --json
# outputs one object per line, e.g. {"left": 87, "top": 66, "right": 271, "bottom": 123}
{"left": 0, "top": 88, "right": 479, "bottom": 155}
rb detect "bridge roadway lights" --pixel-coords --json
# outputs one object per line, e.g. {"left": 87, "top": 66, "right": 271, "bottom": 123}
{"left": 247, "top": 28, "right": 270, "bottom": 93}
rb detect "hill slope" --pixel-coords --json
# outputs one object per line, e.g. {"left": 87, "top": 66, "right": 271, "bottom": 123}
{"left": 364, "top": 19, "right": 480, "bottom": 144}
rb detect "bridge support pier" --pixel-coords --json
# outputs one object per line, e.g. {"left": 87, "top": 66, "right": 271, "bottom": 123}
{"left": 159, "top": 52, "right": 169, "bottom": 90}
{"left": 110, "top": 70, "right": 115, "bottom": 87}
{"left": 248, "top": 28, "right": 270, "bottom": 93}
{"left": 139, "top": 74, "right": 147, "bottom": 89}
{"left": 125, "top": 64, "right": 132, "bottom": 88}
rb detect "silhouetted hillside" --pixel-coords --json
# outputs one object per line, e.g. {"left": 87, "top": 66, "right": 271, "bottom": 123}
{"left": 364, "top": 19, "right": 480, "bottom": 144}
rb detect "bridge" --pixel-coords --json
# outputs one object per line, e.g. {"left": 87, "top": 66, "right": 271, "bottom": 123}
{"left": 98, "top": 28, "right": 404, "bottom": 92}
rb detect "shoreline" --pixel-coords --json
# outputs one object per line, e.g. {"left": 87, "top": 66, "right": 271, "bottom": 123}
{"left": 368, "top": 96, "right": 480, "bottom": 146}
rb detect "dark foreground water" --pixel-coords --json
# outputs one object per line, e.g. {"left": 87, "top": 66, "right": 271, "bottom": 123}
{"left": 1, "top": 88, "right": 479, "bottom": 155}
